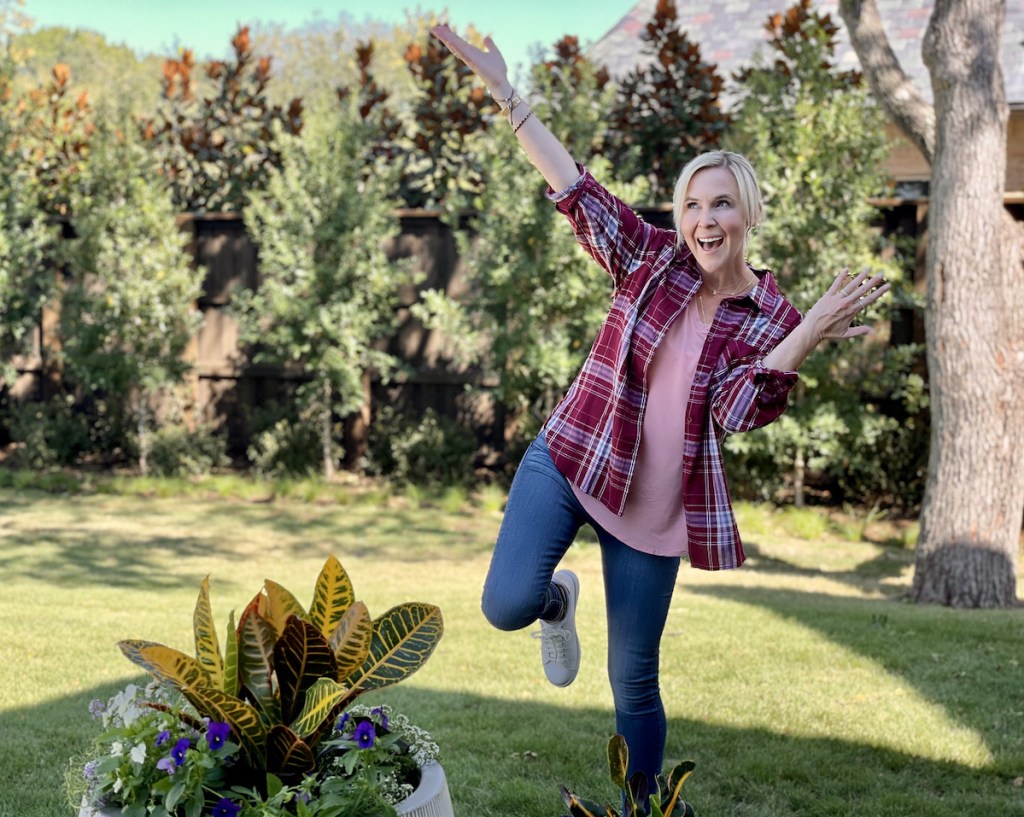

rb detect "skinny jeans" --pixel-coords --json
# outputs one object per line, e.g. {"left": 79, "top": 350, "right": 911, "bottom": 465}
{"left": 482, "top": 435, "right": 680, "bottom": 785}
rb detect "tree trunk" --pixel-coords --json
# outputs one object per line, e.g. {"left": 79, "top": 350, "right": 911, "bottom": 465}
{"left": 321, "top": 379, "right": 336, "bottom": 481}
{"left": 913, "top": 0, "right": 1024, "bottom": 607}
{"left": 841, "top": 0, "right": 1024, "bottom": 607}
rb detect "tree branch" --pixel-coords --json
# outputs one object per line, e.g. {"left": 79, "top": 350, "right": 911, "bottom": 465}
{"left": 839, "top": 0, "right": 936, "bottom": 164}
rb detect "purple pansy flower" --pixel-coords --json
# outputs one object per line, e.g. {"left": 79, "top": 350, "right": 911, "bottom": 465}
{"left": 83, "top": 760, "right": 99, "bottom": 780}
{"left": 211, "top": 797, "right": 241, "bottom": 817}
{"left": 88, "top": 699, "right": 105, "bottom": 719}
{"left": 156, "top": 755, "right": 177, "bottom": 773}
{"left": 170, "top": 737, "right": 191, "bottom": 766}
{"left": 353, "top": 719, "right": 376, "bottom": 749}
{"left": 155, "top": 730, "right": 171, "bottom": 747}
{"left": 336, "top": 712, "right": 350, "bottom": 731}
{"left": 206, "top": 721, "right": 231, "bottom": 750}
{"left": 372, "top": 706, "right": 389, "bottom": 731}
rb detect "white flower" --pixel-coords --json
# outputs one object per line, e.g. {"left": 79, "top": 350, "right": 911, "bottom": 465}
{"left": 110, "top": 741, "right": 124, "bottom": 757}
{"left": 130, "top": 743, "right": 147, "bottom": 764}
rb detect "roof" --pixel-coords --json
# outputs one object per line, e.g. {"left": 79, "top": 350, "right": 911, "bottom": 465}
{"left": 589, "top": 0, "right": 1024, "bottom": 107}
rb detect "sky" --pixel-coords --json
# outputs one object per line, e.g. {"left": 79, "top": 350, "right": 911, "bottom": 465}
{"left": 21, "top": 1, "right": 632, "bottom": 79}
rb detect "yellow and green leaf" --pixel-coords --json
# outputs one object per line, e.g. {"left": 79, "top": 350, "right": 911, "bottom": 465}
{"left": 118, "top": 640, "right": 209, "bottom": 690}
{"left": 308, "top": 555, "right": 355, "bottom": 639}
{"left": 193, "top": 576, "right": 224, "bottom": 690}
{"left": 274, "top": 616, "right": 338, "bottom": 724}
{"left": 560, "top": 786, "right": 615, "bottom": 817}
{"left": 346, "top": 602, "right": 443, "bottom": 692}
{"left": 266, "top": 724, "right": 316, "bottom": 778}
{"left": 608, "top": 733, "right": 629, "bottom": 790}
{"left": 263, "top": 580, "right": 308, "bottom": 636}
{"left": 662, "top": 760, "right": 697, "bottom": 817}
{"left": 289, "top": 677, "right": 350, "bottom": 738}
{"left": 183, "top": 686, "right": 267, "bottom": 770}
{"left": 329, "top": 600, "right": 372, "bottom": 681}
{"left": 237, "top": 599, "right": 280, "bottom": 722}
{"left": 223, "top": 609, "right": 239, "bottom": 698}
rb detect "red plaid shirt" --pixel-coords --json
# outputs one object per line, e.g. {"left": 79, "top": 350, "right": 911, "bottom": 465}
{"left": 543, "top": 170, "right": 802, "bottom": 570}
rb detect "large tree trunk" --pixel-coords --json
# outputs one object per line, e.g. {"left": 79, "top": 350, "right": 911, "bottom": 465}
{"left": 841, "top": 0, "right": 1024, "bottom": 607}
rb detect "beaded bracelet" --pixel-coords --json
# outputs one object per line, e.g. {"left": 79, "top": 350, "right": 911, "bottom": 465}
{"left": 512, "top": 109, "right": 534, "bottom": 135}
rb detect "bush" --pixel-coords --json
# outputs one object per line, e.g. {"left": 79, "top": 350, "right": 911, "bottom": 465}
{"left": 145, "top": 423, "right": 229, "bottom": 477}
{"left": 5, "top": 396, "right": 91, "bottom": 468}
{"left": 247, "top": 417, "right": 324, "bottom": 478}
{"left": 366, "top": 407, "right": 476, "bottom": 486}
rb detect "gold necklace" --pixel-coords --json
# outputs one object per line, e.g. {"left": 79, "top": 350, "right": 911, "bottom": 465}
{"left": 697, "top": 278, "right": 754, "bottom": 324}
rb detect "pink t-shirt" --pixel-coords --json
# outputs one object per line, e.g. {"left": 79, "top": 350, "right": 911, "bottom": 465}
{"left": 572, "top": 301, "right": 710, "bottom": 557}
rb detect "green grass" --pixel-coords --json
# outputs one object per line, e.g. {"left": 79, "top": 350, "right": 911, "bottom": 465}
{"left": 1, "top": 484, "right": 1022, "bottom": 817}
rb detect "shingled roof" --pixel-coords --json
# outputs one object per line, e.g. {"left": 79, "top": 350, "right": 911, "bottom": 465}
{"left": 589, "top": 0, "right": 1024, "bottom": 107}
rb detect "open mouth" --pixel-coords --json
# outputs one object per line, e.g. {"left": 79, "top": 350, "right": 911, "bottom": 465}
{"left": 697, "top": 237, "right": 724, "bottom": 251}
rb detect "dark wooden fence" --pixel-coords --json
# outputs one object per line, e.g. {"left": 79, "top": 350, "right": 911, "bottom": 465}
{"left": 7, "top": 198, "right": 959, "bottom": 460}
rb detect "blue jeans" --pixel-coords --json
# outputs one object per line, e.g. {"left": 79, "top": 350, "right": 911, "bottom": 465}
{"left": 482, "top": 435, "right": 680, "bottom": 786}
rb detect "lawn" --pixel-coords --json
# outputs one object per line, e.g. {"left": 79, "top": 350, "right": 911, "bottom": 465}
{"left": 1, "top": 481, "right": 1023, "bottom": 817}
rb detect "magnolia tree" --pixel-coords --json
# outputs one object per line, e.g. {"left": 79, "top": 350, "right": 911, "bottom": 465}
{"left": 840, "top": 0, "right": 1024, "bottom": 607}
{"left": 236, "top": 103, "right": 408, "bottom": 479}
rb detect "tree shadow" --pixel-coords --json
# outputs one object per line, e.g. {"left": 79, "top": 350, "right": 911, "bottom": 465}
{"left": 12, "top": 679, "right": 1022, "bottom": 817}
{"left": 741, "top": 537, "right": 914, "bottom": 598}
{"left": 686, "top": 584, "right": 1024, "bottom": 780}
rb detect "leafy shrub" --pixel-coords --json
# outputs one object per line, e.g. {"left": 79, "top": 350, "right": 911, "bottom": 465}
{"left": 247, "top": 417, "right": 324, "bottom": 478}
{"left": 366, "top": 406, "right": 476, "bottom": 486}
{"left": 6, "top": 396, "right": 90, "bottom": 468}
{"left": 145, "top": 423, "right": 229, "bottom": 477}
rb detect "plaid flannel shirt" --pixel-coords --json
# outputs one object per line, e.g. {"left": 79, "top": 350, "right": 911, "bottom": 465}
{"left": 543, "top": 169, "right": 802, "bottom": 570}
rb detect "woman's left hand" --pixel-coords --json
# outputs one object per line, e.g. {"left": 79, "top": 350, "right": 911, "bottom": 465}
{"left": 804, "top": 268, "right": 892, "bottom": 343}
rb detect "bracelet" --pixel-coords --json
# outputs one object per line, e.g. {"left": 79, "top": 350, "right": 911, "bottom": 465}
{"left": 500, "top": 94, "right": 523, "bottom": 119}
{"left": 512, "top": 109, "right": 534, "bottom": 135}
{"left": 495, "top": 88, "right": 520, "bottom": 117}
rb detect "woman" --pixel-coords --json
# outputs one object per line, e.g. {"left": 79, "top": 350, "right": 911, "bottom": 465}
{"left": 431, "top": 24, "right": 890, "bottom": 789}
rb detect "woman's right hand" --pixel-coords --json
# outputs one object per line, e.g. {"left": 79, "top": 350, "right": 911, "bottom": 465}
{"left": 431, "top": 24, "right": 513, "bottom": 100}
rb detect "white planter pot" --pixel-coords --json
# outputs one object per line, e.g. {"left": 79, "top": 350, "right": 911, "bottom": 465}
{"left": 396, "top": 760, "right": 455, "bottom": 817}
{"left": 80, "top": 760, "right": 454, "bottom": 817}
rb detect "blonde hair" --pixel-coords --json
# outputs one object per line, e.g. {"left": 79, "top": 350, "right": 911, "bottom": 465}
{"left": 672, "top": 151, "right": 764, "bottom": 245}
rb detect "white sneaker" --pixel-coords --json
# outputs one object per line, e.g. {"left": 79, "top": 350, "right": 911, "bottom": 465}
{"left": 533, "top": 569, "right": 580, "bottom": 687}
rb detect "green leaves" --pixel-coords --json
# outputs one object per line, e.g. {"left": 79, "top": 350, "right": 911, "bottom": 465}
{"left": 347, "top": 602, "right": 444, "bottom": 692}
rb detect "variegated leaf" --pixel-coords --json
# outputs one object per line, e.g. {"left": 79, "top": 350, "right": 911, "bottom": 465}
{"left": 118, "top": 641, "right": 209, "bottom": 689}
{"left": 347, "top": 602, "right": 443, "bottom": 692}
{"left": 223, "top": 610, "right": 239, "bottom": 698}
{"left": 560, "top": 786, "right": 615, "bottom": 817}
{"left": 183, "top": 686, "right": 267, "bottom": 770}
{"left": 663, "top": 760, "right": 697, "bottom": 817}
{"left": 329, "top": 600, "right": 372, "bottom": 682}
{"left": 266, "top": 724, "right": 316, "bottom": 778}
{"left": 289, "top": 676, "right": 349, "bottom": 738}
{"left": 308, "top": 555, "right": 355, "bottom": 639}
{"left": 237, "top": 599, "right": 280, "bottom": 722}
{"left": 263, "top": 580, "right": 308, "bottom": 636}
{"left": 193, "top": 576, "right": 224, "bottom": 690}
{"left": 274, "top": 616, "right": 338, "bottom": 724}
{"left": 608, "top": 733, "right": 629, "bottom": 790}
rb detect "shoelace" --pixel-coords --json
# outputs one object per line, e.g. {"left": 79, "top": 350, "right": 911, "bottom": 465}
{"left": 532, "top": 627, "right": 572, "bottom": 661}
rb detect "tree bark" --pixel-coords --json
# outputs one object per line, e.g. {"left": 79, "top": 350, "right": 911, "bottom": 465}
{"left": 840, "top": 0, "right": 1024, "bottom": 607}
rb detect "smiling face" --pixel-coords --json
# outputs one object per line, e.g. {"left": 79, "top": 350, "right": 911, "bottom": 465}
{"left": 678, "top": 166, "right": 750, "bottom": 281}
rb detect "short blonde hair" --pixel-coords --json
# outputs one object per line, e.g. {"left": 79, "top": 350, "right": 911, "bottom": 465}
{"left": 672, "top": 151, "right": 764, "bottom": 244}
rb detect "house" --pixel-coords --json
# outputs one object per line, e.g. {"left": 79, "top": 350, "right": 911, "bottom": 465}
{"left": 589, "top": 0, "right": 1024, "bottom": 198}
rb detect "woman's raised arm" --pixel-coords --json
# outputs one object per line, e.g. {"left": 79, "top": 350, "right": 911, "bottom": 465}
{"left": 431, "top": 25, "right": 581, "bottom": 192}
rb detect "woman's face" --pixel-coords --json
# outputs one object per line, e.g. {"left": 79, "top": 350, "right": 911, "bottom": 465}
{"left": 679, "top": 166, "right": 748, "bottom": 281}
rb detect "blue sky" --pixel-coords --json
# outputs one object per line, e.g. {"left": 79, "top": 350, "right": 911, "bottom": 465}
{"left": 21, "top": 1, "right": 631, "bottom": 77}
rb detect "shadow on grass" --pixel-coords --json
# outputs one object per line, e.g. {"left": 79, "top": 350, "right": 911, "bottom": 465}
{"left": 7, "top": 677, "right": 1022, "bottom": 817}
{"left": 687, "top": 584, "right": 1024, "bottom": 781}
{"left": 741, "top": 537, "right": 914, "bottom": 597}
{"left": 0, "top": 495, "right": 497, "bottom": 590}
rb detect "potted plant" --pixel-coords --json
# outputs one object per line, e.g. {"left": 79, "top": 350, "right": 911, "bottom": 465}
{"left": 560, "top": 734, "right": 697, "bottom": 817}
{"left": 68, "top": 555, "right": 453, "bottom": 817}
